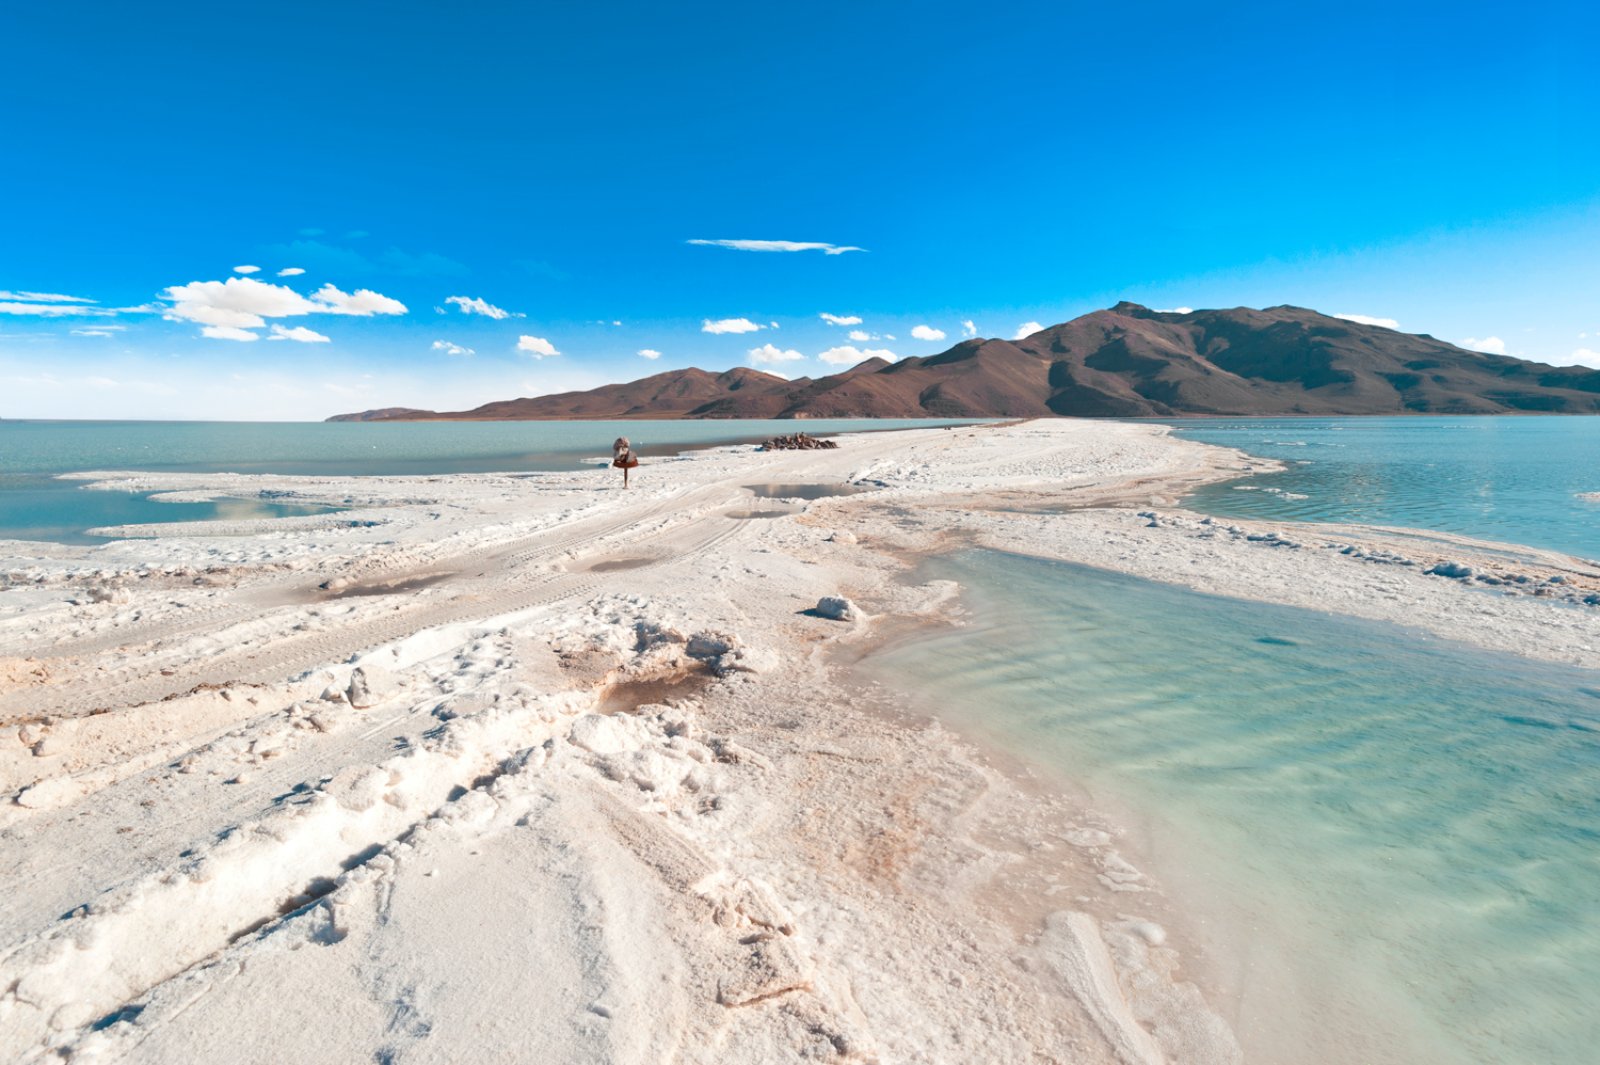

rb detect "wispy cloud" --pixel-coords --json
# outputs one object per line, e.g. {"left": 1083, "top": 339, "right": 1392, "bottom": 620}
{"left": 847, "top": 329, "right": 877, "bottom": 342}
{"left": 0, "top": 290, "right": 97, "bottom": 303}
{"left": 1335, "top": 313, "right": 1399, "bottom": 329}
{"left": 1, "top": 301, "right": 109, "bottom": 317}
{"left": 70, "top": 327, "right": 122, "bottom": 337}
{"left": 689, "top": 239, "right": 865, "bottom": 255}
{"left": 445, "top": 295, "right": 521, "bottom": 319}
{"left": 201, "top": 325, "right": 261, "bottom": 342}
{"left": 961, "top": 319, "right": 978, "bottom": 338}
{"left": 0, "top": 289, "right": 146, "bottom": 318}
{"left": 431, "top": 340, "right": 474, "bottom": 357}
{"left": 747, "top": 342, "right": 804, "bottom": 365}
{"left": 1565, "top": 348, "right": 1600, "bottom": 369}
{"left": 1155, "top": 306, "right": 1194, "bottom": 315}
{"left": 233, "top": 265, "right": 261, "bottom": 274}
{"left": 820, "top": 312, "right": 863, "bottom": 326}
{"left": 277, "top": 267, "right": 305, "bottom": 277}
{"left": 269, "top": 324, "right": 331, "bottom": 343}
{"left": 516, "top": 335, "right": 560, "bottom": 358}
{"left": 910, "top": 324, "right": 946, "bottom": 341}
{"left": 702, "top": 317, "right": 763, "bottom": 335}
{"left": 1461, "top": 336, "right": 1507, "bottom": 355}
{"left": 818, "top": 344, "right": 897, "bottom": 366}
{"left": 1012, "top": 322, "right": 1044, "bottom": 339}
{"left": 637, "top": 348, "right": 662, "bottom": 359}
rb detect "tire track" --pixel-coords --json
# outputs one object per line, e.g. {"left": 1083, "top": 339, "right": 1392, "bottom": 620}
{"left": 4, "top": 498, "right": 751, "bottom": 721}
{"left": 8, "top": 484, "right": 724, "bottom": 665}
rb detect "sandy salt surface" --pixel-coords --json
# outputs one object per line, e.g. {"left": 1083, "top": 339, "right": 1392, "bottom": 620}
{"left": 1, "top": 418, "right": 1593, "bottom": 1062}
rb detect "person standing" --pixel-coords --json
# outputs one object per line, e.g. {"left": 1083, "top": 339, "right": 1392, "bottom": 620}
{"left": 612, "top": 436, "right": 639, "bottom": 488}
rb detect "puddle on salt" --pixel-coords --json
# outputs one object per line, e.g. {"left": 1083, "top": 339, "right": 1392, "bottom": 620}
{"left": 744, "top": 483, "right": 873, "bottom": 501}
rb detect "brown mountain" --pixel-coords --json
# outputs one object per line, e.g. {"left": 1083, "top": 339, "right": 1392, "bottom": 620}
{"left": 329, "top": 304, "right": 1600, "bottom": 421}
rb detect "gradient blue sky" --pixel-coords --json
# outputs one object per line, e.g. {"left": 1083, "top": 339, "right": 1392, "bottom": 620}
{"left": 4, "top": 0, "right": 1599, "bottom": 420}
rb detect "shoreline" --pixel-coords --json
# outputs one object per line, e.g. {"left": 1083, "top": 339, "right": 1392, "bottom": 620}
{"left": 2, "top": 419, "right": 1595, "bottom": 1061}
{"left": 0, "top": 417, "right": 985, "bottom": 547}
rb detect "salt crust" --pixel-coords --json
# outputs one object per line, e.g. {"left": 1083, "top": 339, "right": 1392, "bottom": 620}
{"left": 1, "top": 419, "right": 1592, "bottom": 1062}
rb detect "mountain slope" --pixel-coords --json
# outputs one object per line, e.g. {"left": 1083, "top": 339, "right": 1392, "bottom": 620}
{"left": 329, "top": 367, "right": 800, "bottom": 421}
{"left": 329, "top": 304, "right": 1600, "bottom": 420}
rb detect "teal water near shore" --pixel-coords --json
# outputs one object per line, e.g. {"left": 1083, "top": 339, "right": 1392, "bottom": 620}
{"left": 1166, "top": 416, "right": 1600, "bottom": 561}
{"left": 0, "top": 418, "right": 971, "bottom": 543}
{"left": 865, "top": 550, "right": 1600, "bottom": 1065}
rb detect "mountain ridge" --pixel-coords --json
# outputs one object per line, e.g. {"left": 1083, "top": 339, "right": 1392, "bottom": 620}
{"left": 329, "top": 303, "right": 1600, "bottom": 421}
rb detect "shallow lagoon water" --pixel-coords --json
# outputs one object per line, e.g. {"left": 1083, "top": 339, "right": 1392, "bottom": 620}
{"left": 0, "top": 418, "right": 971, "bottom": 542}
{"left": 1167, "top": 416, "right": 1600, "bottom": 561}
{"left": 0, "top": 475, "right": 342, "bottom": 545}
{"left": 865, "top": 550, "right": 1600, "bottom": 1064}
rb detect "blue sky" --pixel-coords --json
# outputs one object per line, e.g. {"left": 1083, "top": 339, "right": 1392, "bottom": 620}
{"left": 4, "top": 0, "right": 1599, "bottom": 419}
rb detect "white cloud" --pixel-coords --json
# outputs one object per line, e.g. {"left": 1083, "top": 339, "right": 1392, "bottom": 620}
{"left": 444, "top": 295, "right": 520, "bottom": 319}
{"left": 1013, "top": 322, "right": 1044, "bottom": 339}
{"left": 233, "top": 265, "right": 261, "bottom": 274}
{"left": 1461, "top": 336, "right": 1507, "bottom": 355}
{"left": 311, "top": 284, "right": 407, "bottom": 316}
{"left": 164, "top": 278, "right": 316, "bottom": 328}
{"left": 1335, "top": 313, "right": 1399, "bottom": 329}
{"left": 747, "top": 342, "right": 805, "bottom": 365}
{"left": 847, "top": 329, "right": 876, "bottom": 342}
{"left": 269, "top": 324, "right": 331, "bottom": 343}
{"left": 702, "top": 317, "right": 763, "bottom": 334}
{"left": 818, "top": 344, "right": 898, "bottom": 366}
{"left": 1155, "top": 306, "right": 1194, "bottom": 315}
{"left": 961, "top": 319, "right": 978, "bottom": 337}
{"left": 820, "top": 312, "right": 863, "bottom": 326}
{"left": 0, "top": 290, "right": 97, "bottom": 303}
{"left": 201, "top": 325, "right": 261, "bottom": 342}
{"left": 1562, "top": 348, "right": 1600, "bottom": 369}
{"left": 161, "top": 277, "right": 405, "bottom": 340}
{"left": 70, "top": 328, "right": 120, "bottom": 337}
{"left": 277, "top": 267, "right": 305, "bottom": 277}
{"left": 911, "top": 324, "right": 946, "bottom": 341}
{"left": 431, "top": 340, "right": 474, "bottom": 357}
{"left": 688, "top": 239, "right": 865, "bottom": 255}
{"left": 517, "top": 335, "right": 560, "bottom": 358}
{"left": 637, "top": 348, "right": 662, "bottom": 359}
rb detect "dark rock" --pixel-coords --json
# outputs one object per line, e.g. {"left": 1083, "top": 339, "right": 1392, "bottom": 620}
{"left": 760, "top": 433, "right": 839, "bottom": 451}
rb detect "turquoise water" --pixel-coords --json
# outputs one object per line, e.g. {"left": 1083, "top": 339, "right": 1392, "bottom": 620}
{"left": 0, "top": 418, "right": 971, "bottom": 543}
{"left": 1167, "top": 416, "right": 1600, "bottom": 561}
{"left": 0, "top": 476, "right": 343, "bottom": 545}
{"left": 867, "top": 551, "right": 1600, "bottom": 1065}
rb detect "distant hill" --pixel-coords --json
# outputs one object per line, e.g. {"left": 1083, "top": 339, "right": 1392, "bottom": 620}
{"left": 329, "top": 303, "right": 1600, "bottom": 421}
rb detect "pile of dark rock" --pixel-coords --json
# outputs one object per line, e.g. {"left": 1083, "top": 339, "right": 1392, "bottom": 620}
{"left": 760, "top": 433, "right": 838, "bottom": 451}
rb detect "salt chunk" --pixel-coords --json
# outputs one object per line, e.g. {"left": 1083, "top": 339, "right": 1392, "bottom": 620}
{"left": 569, "top": 714, "right": 629, "bottom": 755}
{"left": 815, "top": 596, "right": 858, "bottom": 621}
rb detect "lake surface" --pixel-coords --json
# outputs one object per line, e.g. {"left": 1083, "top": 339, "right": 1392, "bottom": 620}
{"left": 0, "top": 418, "right": 972, "bottom": 542}
{"left": 1167, "top": 416, "right": 1600, "bottom": 561}
{"left": 865, "top": 550, "right": 1600, "bottom": 1065}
